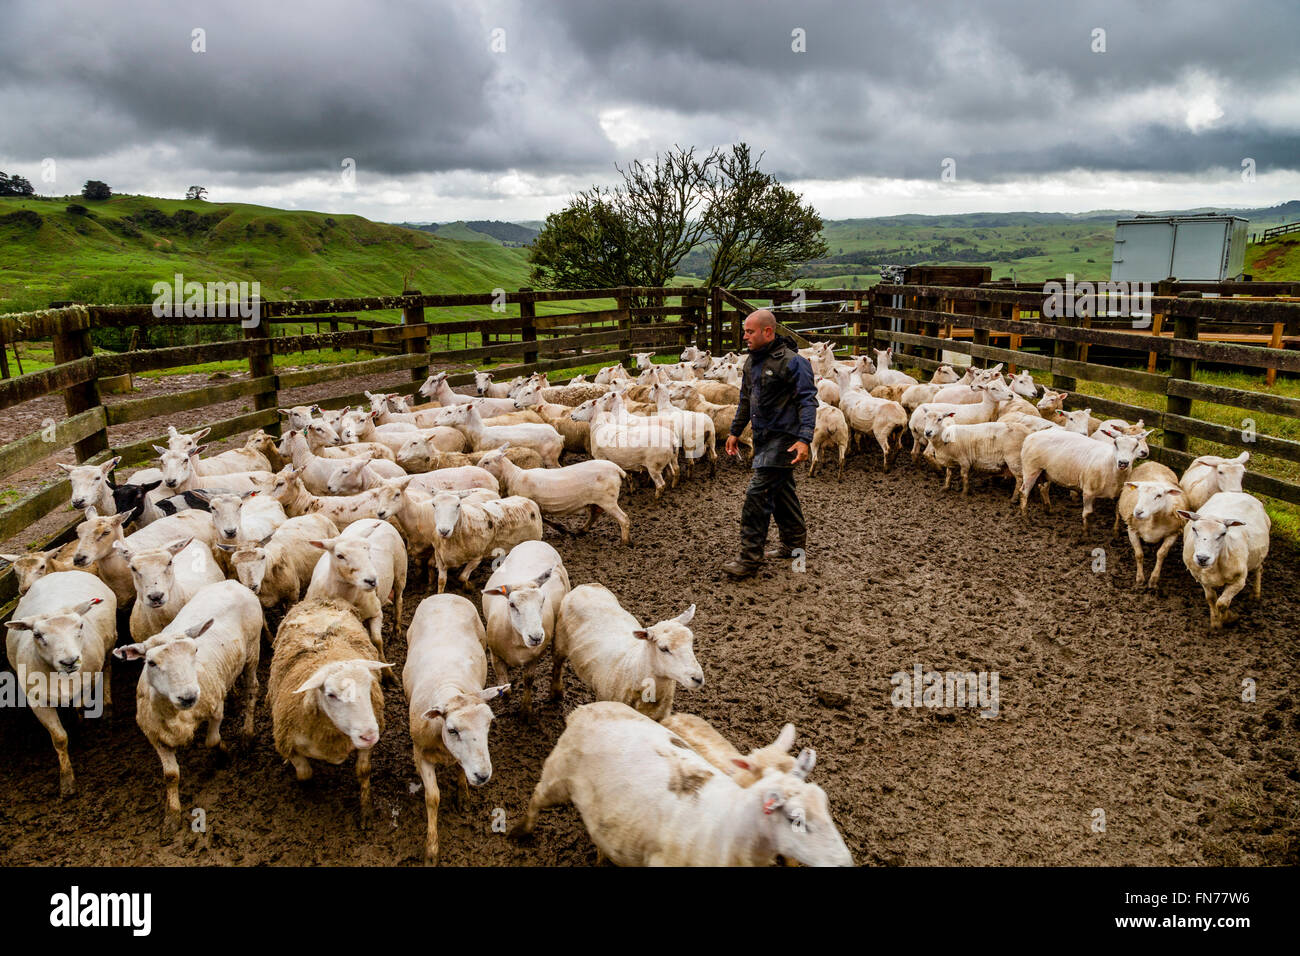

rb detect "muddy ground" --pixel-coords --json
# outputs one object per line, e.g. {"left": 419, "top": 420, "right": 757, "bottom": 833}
{"left": 1, "top": 447, "right": 1298, "bottom": 867}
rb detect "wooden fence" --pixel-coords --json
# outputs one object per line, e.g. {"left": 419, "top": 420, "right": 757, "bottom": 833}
{"left": 2, "top": 278, "right": 1299, "bottom": 619}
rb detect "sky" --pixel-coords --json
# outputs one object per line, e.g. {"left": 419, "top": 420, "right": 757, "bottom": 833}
{"left": 1, "top": 0, "right": 1297, "bottom": 223}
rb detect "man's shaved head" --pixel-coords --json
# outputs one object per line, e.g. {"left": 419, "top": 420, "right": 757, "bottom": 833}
{"left": 742, "top": 309, "right": 778, "bottom": 351}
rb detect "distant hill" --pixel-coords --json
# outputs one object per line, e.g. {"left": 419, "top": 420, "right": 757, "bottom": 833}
{"left": 395, "top": 219, "right": 538, "bottom": 246}
{"left": 0, "top": 195, "right": 531, "bottom": 313}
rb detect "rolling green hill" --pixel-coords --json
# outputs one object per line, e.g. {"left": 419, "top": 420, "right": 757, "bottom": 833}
{"left": 0, "top": 195, "right": 533, "bottom": 313}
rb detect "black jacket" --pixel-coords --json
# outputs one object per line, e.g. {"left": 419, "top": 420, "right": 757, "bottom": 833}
{"left": 730, "top": 335, "right": 818, "bottom": 446}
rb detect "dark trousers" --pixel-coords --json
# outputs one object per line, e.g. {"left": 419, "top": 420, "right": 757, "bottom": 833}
{"left": 739, "top": 466, "right": 806, "bottom": 561}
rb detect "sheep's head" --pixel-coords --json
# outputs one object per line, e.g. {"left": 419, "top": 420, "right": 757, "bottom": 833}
{"left": 228, "top": 537, "right": 273, "bottom": 600}
{"left": 58, "top": 456, "right": 121, "bottom": 511}
{"left": 1192, "top": 452, "right": 1250, "bottom": 492}
{"left": 1124, "top": 481, "right": 1183, "bottom": 522}
{"left": 119, "top": 537, "right": 196, "bottom": 608}
{"left": 482, "top": 568, "right": 553, "bottom": 649}
{"left": 5, "top": 598, "right": 104, "bottom": 674}
{"left": 1009, "top": 370, "right": 1038, "bottom": 399}
{"left": 423, "top": 686, "right": 509, "bottom": 787}
{"left": 115, "top": 621, "right": 212, "bottom": 709}
{"left": 310, "top": 536, "right": 380, "bottom": 591}
{"left": 637, "top": 605, "right": 703, "bottom": 690}
{"left": 1177, "top": 510, "right": 1246, "bottom": 569}
{"left": 72, "top": 511, "right": 131, "bottom": 566}
{"left": 760, "top": 755, "right": 853, "bottom": 867}
{"left": 295, "top": 659, "right": 390, "bottom": 749}
{"left": 923, "top": 409, "right": 958, "bottom": 440}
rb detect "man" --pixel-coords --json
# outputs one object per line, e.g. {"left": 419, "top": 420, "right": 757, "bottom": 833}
{"left": 722, "top": 309, "right": 818, "bottom": 578}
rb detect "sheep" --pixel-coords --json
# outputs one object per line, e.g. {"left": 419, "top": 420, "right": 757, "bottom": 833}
{"left": 321, "top": 457, "right": 411, "bottom": 494}
{"left": 510, "top": 701, "right": 851, "bottom": 867}
{"left": 665, "top": 383, "right": 751, "bottom": 457}
{"left": 243, "top": 430, "right": 288, "bottom": 471}
{"left": 268, "top": 598, "right": 390, "bottom": 827}
{"left": 925, "top": 418, "right": 1032, "bottom": 497}
{"left": 1, "top": 541, "right": 85, "bottom": 595}
{"left": 1180, "top": 452, "right": 1250, "bottom": 511}
{"left": 413, "top": 490, "right": 542, "bottom": 594}
{"left": 647, "top": 382, "right": 717, "bottom": 476}
{"left": 931, "top": 364, "right": 1003, "bottom": 405}
{"left": 395, "top": 435, "right": 545, "bottom": 473}
{"left": 113, "top": 580, "right": 262, "bottom": 836}
{"left": 509, "top": 395, "right": 589, "bottom": 454}
{"left": 58, "top": 456, "right": 123, "bottom": 514}
{"left": 1114, "top": 461, "right": 1188, "bottom": 588}
{"left": 338, "top": 409, "right": 467, "bottom": 454}
{"left": 909, "top": 377, "right": 1014, "bottom": 460}
{"left": 572, "top": 393, "right": 680, "bottom": 499}
{"left": 1178, "top": 491, "right": 1271, "bottom": 631}
{"left": 119, "top": 537, "right": 226, "bottom": 643}
{"left": 155, "top": 443, "right": 271, "bottom": 489}
{"left": 279, "top": 429, "right": 402, "bottom": 495}
{"left": 837, "top": 370, "right": 909, "bottom": 471}
{"left": 482, "top": 409, "right": 545, "bottom": 427}
{"left": 481, "top": 540, "right": 570, "bottom": 718}
{"left": 5, "top": 571, "right": 117, "bottom": 795}
{"left": 809, "top": 402, "right": 849, "bottom": 480}
{"left": 1037, "top": 388, "right": 1067, "bottom": 417}
{"left": 528, "top": 382, "right": 612, "bottom": 408}
{"left": 1020, "top": 427, "right": 1150, "bottom": 530}
{"left": 476, "top": 446, "right": 629, "bottom": 543}
{"left": 417, "top": 374, "right": 520, "bottom": 416}
{"left": 998, "top": 412, "right": 1058, "bottom": 434}
{"left": 900, "top": 366, "right": 974, "bottom": 412}
{"left": 256, "top": 466, "right": 392, "bottom": 529}
{"left": 70, "top": 509, "right": 219, "bottom": 605}
{"left": 278, "top": 406, "right": 317, "bottom": 431}
{"left": 870, "top": 384, "right": 910, "bottom": 403}
{"left": 302, "top": 418, "right": 397, "bottom": 462}
{"left": 430, "top": 403, "right": 563, "bottom": 467}
{"left": 304, "top": 518, "right": 407, "bottom": 679}
{"left": 224, "top": 514, "right": 340, "bottom": 609}
{"left": 660, "top": 714, "right": 797, "bottom": 787}
{"left": 633, "top": 352, "right": 656, "bottom": 371}
{"left": 592, "top": 363, "right": 631, "bottom": 386}
{"left": 551, "top": 584, "right": 702, "bottom": 721}
{"left": 201, "top": 490, "right": 287, "bottom": 548}
{"left": 815, "top": 377, "right": 841, "bottom": 406}
{"left": 474, "top": 371, "right": 524, "bottom": 398}
{"left": 405, "top": 594, "right": 510, "bottom": 863}
{"left": 1060, "top": 408, "right": 1096, "bottom": 434}
{"left": 871, "top": 348, "right": 916, "bottom": 387}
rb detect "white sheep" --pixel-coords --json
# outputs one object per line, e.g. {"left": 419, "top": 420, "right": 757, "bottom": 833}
{"left": 510, "top": 701, "right": 852, "bottom": 866}
{"left": 647, "top": 382, "right": 717, "bottom": 476}
{"left": 660, "top": 713, "right": 797, "bottom": 787}
{"left": 113, "top": 580, "right": 263, "bottom": 837}
{"left": 268, "top": 598, "right": 390, "bottom": 827}
{"left": 5, "top": 571, "right": 116, "bottom": 795}
{"left": 1114, "top": 461, "right": 1188, "bottom": 588}
{"left": 809, "top": 402, "right": 849, "bottom": 479}
{"left": 119, "top": 537, "right": 226, "bottom": 643}
{"left": 551, "top": 584, "right": 702, "bottom": 721}
{"left": 1, "top": 541, "right": 83, "bottom": 595}
{"left": 481, "top": 540, "right": 571, "bottom": 718}
{"left": 1180, "top": 452, "right": 1250, "bottom": 511}
{"left": 476, "top": 446, "right": 630, "bottom": 544}
{"left": 405, "top": 593, "right": 510, "bottom": 863}
{"left": 225, "top": 513, "right": 340, "bottom": 609}
{"left": 1020, "top": 427, "right": 1150, "bottom": 530}
{"left": 70, "top": 509, "right": 219, "bottom": 605}
{"left": 925, "top": 418, "right": 1032, "bottom": 497}
{"left": 201, "top": 490, "right": 287, "bottom": 548}
{"left": 429, "top": 403, "right": 563, "bottom": 467}
{"left": 1178, "top": 491, "right": 1271, "bottom": 631}
{"left": 304, "top": 518, "right": 407, "bottom": 680}
{"left": 572, "top": 393, "right": 680, "bottom": 500}
{"left": 416, "top": 490, "right": 541, "bottom": 594}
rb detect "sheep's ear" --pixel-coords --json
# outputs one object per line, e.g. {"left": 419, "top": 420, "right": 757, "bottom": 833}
{"left": 186, "top": 489, "right": 212, "bottom": 503}
{"left": 215, "top": 542, "right": 238, "bottom": 552}
{"left": 191, "top": 444, "right": 209, "bottom": 457}
{"left": 761, "top": 790, "right": 786, "bottom": 815}
{"left": 110, "top": 511, "right": 132, "bottom": 527}
{"left": 479, "top": 683, "right": 510, "bottom": 701}
{"left": 632, "top": 629, "right": 651, "bottom": 641}
{"left": 360, "top": 661, "right": 392, "bottom": 673}
{"left": 1168, "top": 488, "right": 1182, "bottom": 495}
{"left": 277, "top": 409, "right": 290, "bottom": 418}
{"left": 1224, "top": 519, "right": 1246, "bottom": 528}
{"left": 165, "top": 537, "right": 192, "bottom": 556}
{"left": 139, "top": 479, "right": 161, "bottom": 493}
{"left": 241, "top": 489, "right": 259, "bottom": 499}
{"left": 422, "top": 706, "right": 444, "bottom": 720}
{"left": 113, "top": 643, "right": 148, "bottom": 660}
{"left": 774, "top": 722, "right": 796, "bottom": 752}
{"left": 1124, "top": 482, "right": 1138, "bottom": 490}
{"left": 5, "top": 618, "right": 32, "bottom": 632}
{"left": 1175, "top": 509, "right": 1198, "bottom": 522}
{"left": 152, "top": 444, "right": 168, "bottom": 457}
{"left": 792, "top": 747, "right": 817, "bottom": 780}
{"left": 482, "top": 585, "right": 509, "bottom": 597}
{"left": 184, "top": 618, "right": 214, "bottom": 640}
{"left": 295, "top": 664, "right": 332, "bottom": 694}
{"left": 308, "top": 539, "right": 333, "bottom": 552}
{"left": 732, "top": 757, "right": 754, "bottom": 771}
{"left": 69, "top": 597, "right": 104, "bottom": 616}
{"left": 101, "top": 455, "right": 122, "bottom": 474}
{"left": 1236, "top": 451, "right": 1250, "bottom": 464}
{"left": 0, "top": 553, "right": 20, "bottom": 563}
{"left": 674, "top": 604, "right": 696, "bottom": 626}
{"left": 56, "top": 462, "right": 76, "bottom": 473}
{"left": 529, "top": 567, "right": 553, "bottom": 589}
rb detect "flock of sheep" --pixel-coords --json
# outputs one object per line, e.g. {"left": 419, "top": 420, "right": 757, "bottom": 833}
{"left": 0, "top": 336, "right": 1273, "bottom": 866}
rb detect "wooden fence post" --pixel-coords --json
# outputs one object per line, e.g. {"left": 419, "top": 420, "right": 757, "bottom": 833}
{"left": 53, "top": 307, "right": 109, "bottom": 463}
{"left": 1164, "top": 292, "right": 1201, "bottom": 453}
{"left": 971, "top": 298, "right": 990, "bottom": 368}
{"left": 1147, "top": 279, "right": 1173, "bottom": 374}
{"left": 244, "top": 310, "right": 277, "bottom": 434}
{"left": 710, "top": 287, "right": 723, "bottom": 355}
{"left": 519, "top": 288, "right": 537, "bottom": 367}
{"left": 403, "top": 290, "right": 428, "bottom": 383}
{"left": 685, "top": 293, "right": 707, "bottom": 352}
{"left": 863, "top": 290, "right": 877, "bottom": 357}
{"left": 1050, "top": 308, "right": 1079, "bottom": 394}
{"left": 616, "top": 287, "right": 631, "bottom": 367}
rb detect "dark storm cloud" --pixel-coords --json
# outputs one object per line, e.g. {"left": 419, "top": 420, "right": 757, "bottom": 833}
{"left": 0, "top": 0, "right": 1296, "bottom": 187}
